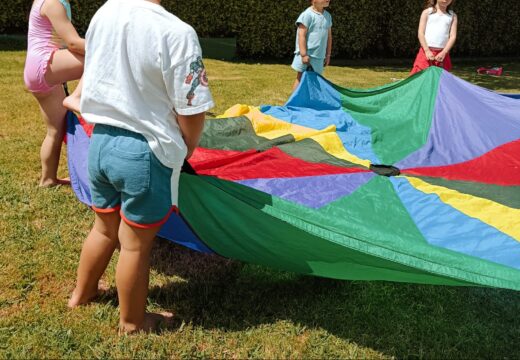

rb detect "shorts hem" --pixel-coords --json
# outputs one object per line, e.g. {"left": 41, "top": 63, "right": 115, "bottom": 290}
{"left": 291, "top": 64, "right": 305, "bottom": 73}
{"left": 26, "top": 84, "right": 59, "bottom": 94}
{"left": 176, "top": 101, "right": 215, "bottom": 116}
{"left": 120, "top": 206, "right": 179, "bottom": 229}
{"left": 92, "top": 204, "right": 122, "bottom": 213}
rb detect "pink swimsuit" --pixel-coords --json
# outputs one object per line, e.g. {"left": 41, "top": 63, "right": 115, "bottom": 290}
{"left": 24, "top": 0, "right": 71, "bottom": 93}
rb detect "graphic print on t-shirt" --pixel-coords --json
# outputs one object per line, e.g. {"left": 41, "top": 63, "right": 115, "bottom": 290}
{"left": 184, "top": 56, "right": 209, "bottom": 106}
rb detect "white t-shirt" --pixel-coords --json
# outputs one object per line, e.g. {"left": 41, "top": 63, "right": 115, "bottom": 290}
{"left": 425, "top": 8, "right": 455, "bottom": 49}
{"left": 80, "top": 0, "right": 214, "bottom": 169}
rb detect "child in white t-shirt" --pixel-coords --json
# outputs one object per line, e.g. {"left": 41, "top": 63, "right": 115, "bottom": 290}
{"left": 411, "top": 0, "right": 458, "bottom": 75}
{"left": 68, "top": 0, "right": 214, "bottom": 334}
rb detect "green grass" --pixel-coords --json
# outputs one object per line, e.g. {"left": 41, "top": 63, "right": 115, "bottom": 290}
{"left": 1, "top": 50, "right": 520, "bottom": 359}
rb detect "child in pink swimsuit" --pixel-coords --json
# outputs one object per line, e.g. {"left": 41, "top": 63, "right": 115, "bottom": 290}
{"left": 24, "top": 0, "right": 85, "bottom": 187}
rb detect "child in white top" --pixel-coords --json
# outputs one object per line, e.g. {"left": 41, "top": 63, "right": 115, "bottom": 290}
{"left": 68, "top": 0, "right": 214, "bottom": 334}
{"left": 410, "top": 0, "right": 458, "bottom": 75}
{"left": 291, "top": 0, "right": 333, "bottom": 91}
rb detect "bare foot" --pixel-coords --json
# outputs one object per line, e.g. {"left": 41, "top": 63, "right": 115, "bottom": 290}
{"left": 39, "top": 177, "right": 71, "bottom": 188}
{"left": 57, "top": 177, "right": 71, "bottom": 185}
{"left": 119, "top": 312, "right": 174, "bottom": 335}
{"left": 68, "top": 280, "right": 110, "bottom": 308}
{"left": 63, "top": 95, "right": 81, "bottom": 114}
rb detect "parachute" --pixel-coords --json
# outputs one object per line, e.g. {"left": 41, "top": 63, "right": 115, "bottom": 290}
{"left": 67, "top": 66, "right": 520, "bottom": 290}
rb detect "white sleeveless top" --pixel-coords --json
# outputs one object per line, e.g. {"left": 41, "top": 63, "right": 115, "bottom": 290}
{"left": 425, "top": 8, "right": 454, "bottom": 48}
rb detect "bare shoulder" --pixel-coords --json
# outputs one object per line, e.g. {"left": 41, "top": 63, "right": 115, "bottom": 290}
{"left": 452, "top": 12, "right": 458, "bottom": 26}
{"left": 40, "top": 0, "right": 66, "bottom": 17}
{"left": 419, "top": 8, "right": 431, "bottom": 21}
{"left": 41, "top": 0, "right": 61, "bottom": 10}
{"left": 40, "top": 0, "right": 55, "bottom": 12}
{"left": 421, "top": 8, "right": 432, "bottom": 16}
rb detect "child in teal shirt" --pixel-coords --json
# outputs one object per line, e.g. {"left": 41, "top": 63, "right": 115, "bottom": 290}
{"left": 291, "top": 0, "right": 333, "bottom": 91}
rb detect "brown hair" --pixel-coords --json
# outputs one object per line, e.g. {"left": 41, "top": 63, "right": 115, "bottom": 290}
{"left": 424, "top": 0, "right": 455, "bottom": 14}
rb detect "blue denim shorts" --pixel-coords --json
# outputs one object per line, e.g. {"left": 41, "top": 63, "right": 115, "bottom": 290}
{"left": 291, "top": 54, "right": 325, "bottom": 75}
{"left": 88, "top": 124, "right": 178, "bottom": 228}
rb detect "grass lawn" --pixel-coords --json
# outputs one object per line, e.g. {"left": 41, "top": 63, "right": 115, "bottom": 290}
{"left": 1, "top": 50, "right": 520, "bottom": 359}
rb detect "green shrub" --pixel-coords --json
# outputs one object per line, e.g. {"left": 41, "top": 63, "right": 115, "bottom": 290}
{"left": 2, "top": 0, "right": 519, "bottom": 58}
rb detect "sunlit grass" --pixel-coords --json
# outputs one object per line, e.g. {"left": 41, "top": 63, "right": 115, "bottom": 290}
{"left": 1, "top": 50, "right": 519, "bottom": 359}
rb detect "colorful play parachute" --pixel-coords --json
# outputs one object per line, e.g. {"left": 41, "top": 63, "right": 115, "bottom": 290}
{"left": 67, "top": 66, "right": 520, "bottom": 290}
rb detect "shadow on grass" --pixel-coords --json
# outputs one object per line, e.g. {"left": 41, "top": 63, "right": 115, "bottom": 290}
{"left": 148, "top": 238, "right": 520, "bottom": 358}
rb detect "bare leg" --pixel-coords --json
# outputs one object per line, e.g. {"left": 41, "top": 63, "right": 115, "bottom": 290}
{"left": 47, "top": 50, "right": 84, "bottom": 114}
{"left": 63, "top": 77, "right": 83, "bottom": 114}
{"left": 292, "top": 72, "right": 303, "bottom": 92}
{"left": 68, "top": 212, "right": 121, "bottom": 308}
{"left": 117, "top": 221, "right": 173, "bottom": 334}
{"left": 45, "top": 49, "right": 84, "bottom": 85}
{"left": 34, "top": 86, "right": 69, "bottom": 187}
{"left": 34, "top": 49, "right": 85, "bottom": 186}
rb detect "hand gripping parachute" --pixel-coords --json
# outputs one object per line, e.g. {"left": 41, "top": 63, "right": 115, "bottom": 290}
{"left": 67, "top": 67, "right": 520, "bottom": 290}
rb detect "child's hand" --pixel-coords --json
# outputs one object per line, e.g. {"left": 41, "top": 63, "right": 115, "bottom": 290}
{"left": 301, "top": 54, "right": 310, "bottom": 65}
{"left": 434, "top": 52, "right": 446, "bottom": 62}
{"left": 185, "top": 145, "right": 196, "bottom": 160}
{"left": 324, "top": 54, "right": 331, "bottom": 67}
{"left": 425, "top": 49, "right": 435, "bottom": 61}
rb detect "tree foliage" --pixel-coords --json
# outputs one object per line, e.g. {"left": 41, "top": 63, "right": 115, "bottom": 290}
{"left": 2, "top": 0, "right": 519, "bottom": 58}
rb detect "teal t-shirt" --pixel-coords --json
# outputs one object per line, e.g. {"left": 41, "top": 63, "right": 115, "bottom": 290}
{"left": 294, "top": 7, "right": 332, "bottom": 59}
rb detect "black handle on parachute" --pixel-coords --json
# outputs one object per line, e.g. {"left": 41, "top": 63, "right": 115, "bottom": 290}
{"left": 370, "top": 164, "right": 401, "bottom": 177}
{"left": 182, "top": 160, "right": 197, "bottom": 175}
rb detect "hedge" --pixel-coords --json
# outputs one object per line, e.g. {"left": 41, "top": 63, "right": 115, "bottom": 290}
{"left": 2, "top": 0, "right": 519, "bottom": 58}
